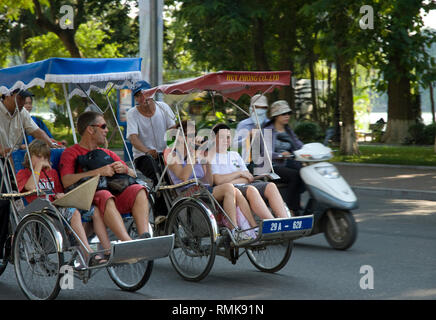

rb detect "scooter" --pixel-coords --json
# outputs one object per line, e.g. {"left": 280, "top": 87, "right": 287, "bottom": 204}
{"left": 280, "top": 142, "right": 358, "bottom": 250}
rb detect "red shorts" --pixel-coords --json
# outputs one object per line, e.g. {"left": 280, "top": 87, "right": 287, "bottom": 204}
{"left": 93, "top": 184, "right": 146, "bottom": 216}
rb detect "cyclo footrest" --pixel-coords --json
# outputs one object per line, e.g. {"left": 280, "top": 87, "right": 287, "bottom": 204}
{"left": 107, "top": 234, "right": 174, "bottom": 265}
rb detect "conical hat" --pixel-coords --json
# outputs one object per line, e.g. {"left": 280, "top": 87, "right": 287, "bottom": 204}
{"left": 53, "top": 175, "right": 100, "bottom": 211}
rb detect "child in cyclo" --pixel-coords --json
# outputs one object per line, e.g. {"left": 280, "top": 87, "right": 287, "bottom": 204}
{"left": 166, "top": 121, "right": 258, "bottom": 241}
{"left": 16, "top": 139, "right": 110, "bottom": 267}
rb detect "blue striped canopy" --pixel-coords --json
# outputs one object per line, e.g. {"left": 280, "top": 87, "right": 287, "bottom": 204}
{"left": 0, "top": 57, "right": 142, "bottom": 96}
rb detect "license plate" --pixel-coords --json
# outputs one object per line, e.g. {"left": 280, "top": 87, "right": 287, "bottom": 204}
{"left": 262, "top": 216, "right": 313, "bottom": 234}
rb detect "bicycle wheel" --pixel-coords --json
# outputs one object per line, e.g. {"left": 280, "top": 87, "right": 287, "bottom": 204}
{"left": 13, "top": 215, "right": 63, "bottom": 300}
{"left": 166, "top": 200, "right": 217, "bottom": 282}
{"left": 107, "top": 220, "right": 154, "bottom": 292}
{"left": 247, "top": 239, "right": 293, "bottom": 273}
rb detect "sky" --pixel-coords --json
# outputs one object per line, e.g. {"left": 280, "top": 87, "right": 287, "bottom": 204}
{"left": 422, "top": 9, "right": 436, "bottom": 29}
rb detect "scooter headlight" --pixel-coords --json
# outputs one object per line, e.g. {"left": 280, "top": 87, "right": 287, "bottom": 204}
{"left": 315, "top": 166, "right": 340, "bottom": 179}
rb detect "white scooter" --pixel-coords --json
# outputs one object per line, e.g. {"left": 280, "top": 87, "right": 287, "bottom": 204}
{"left": 290, "top": 142, "right": 358, "bottom": 250}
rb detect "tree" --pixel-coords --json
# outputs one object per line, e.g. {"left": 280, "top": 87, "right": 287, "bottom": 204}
{"left": 366, "top": 0, "right": 436, "bottom": 144}
{"left": 168, "top": 0, "right": 311, "bottom": 121}
{"left": 1, "top": 0, "right": 138, "bottom": 59}
{"left": 302, "top": 0, "right": 367, "bottom": 155}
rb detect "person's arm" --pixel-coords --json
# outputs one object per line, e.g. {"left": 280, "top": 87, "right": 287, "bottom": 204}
{"left": 0, "top": 145, "right": 12, "bottom": 157}
{"left": 213, "top": 171, "right": 250, "bottom": 185}
{"left": 30, "top": 128, "right": 61, "bottom": 148}
{"left": 110, "top": 161, "right": 136, "bottom": 178}
{"left": 61, "top": 165, "right": 115, "bottom": 188}
{"left": 126, "top": 108, "right": 157, "bottom": 157}
{"left": 21, "top": 157, "right": 51, "bottom": 191}
{"left": 129, "top": 134, "right": 157, "bottom": 158}
{"left": 201, "top": 163, "right": 213, "bottom": 185}
{"left": 167, "top": 151, "right": 194, "bottom": 182}
{"left": 105, "top": 149, "right": 136, "bottom": 178}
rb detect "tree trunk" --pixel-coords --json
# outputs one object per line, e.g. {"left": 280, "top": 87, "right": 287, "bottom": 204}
{"left": 252, "top": 17, "right": 269, "bottom": 70}
{"left": 276, "top": 1, "right": 297, "bottom": 112}
{"left": 430, "top": 83, "right": 436, "bottom": 153}
{"left": 57, "top": 29, "right": 82, "bottom": 58}
{"left": 326, "top": 62, "right": 332, "bottom": 124}
{"left": 332, "top": 61, "right": 341, "bottom": 143}
{"left": 337, "top": 57, "right": 359, "bottom": 155}
{"left": 430, "top": 82, "right": 435, "bottom": 124}
{"left": 382, "top": 74, "right": 414, "bottom": 144}
{"left": 308, "top": 57, "right": 318, "bottom": 122}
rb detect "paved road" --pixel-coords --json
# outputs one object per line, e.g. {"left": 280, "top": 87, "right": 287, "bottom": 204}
{"left": 1, "top": 191, "right": 435, "bottom": 300}
{"left": 335, "top": 162, "right": 436, "bottom": 201}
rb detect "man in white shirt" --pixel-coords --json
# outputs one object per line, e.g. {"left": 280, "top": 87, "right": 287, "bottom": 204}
{"left": 210, "top": 123, "right": 288, "bottom": 220}
{"left": 0, "top": 89, "right": 56, "bottom": 265}
{"left": 126, "top": 81, "right": 176, "bottom": 215}
{"left": 0, "top": 89, "right": 57, "bottom": 155}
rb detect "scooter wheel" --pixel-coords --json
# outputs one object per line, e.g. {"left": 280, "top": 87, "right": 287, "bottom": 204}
{"left": 323, "top": 210, "right": 357, "bottom": 250}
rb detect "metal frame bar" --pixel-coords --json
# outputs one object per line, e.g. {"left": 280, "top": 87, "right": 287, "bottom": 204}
{"left": 62, "top": 83, "right": 78, "bottom": 144}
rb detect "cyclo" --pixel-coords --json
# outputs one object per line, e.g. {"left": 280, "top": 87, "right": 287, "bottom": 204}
{"left": 139, "top": 71, "right": 315, "bottom": 281}
{"left": 0, "top": 57, "right": 174, "bottom": 300}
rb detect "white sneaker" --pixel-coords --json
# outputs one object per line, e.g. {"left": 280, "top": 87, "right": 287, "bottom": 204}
{"left": 232, "top": 229, "right": 255, "bottom": 242}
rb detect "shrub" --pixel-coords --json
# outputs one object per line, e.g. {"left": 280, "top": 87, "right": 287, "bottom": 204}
{"left": 423, "top": 123, "right": 436, "bottom": 145}
{"left": 293, "top": 121, "right": 323, "bottom": 143}
{"left": 407, "top": 122, "right": 436, "bottom": 145}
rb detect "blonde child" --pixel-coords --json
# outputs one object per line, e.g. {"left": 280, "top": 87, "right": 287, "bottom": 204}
{"left": 16, "top": 140, "right": 110, "bottom": 266}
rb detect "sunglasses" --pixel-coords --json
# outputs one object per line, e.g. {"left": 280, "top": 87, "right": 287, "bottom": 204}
{"left": 90, "top": 123, "right": 108, "bottom": 130}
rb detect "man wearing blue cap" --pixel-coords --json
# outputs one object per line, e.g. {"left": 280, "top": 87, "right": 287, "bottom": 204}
{"left": 126, "top": 81, "right": 176, "bottom": 216}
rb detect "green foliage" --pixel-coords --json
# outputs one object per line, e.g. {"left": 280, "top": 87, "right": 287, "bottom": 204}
{"left": 332, "top": 144, "right": 436, "bottom": 166}
{"left": 364, "top": 0, "right": 436, "bottom": 91}
{"left": 405, "top": 122, "right": 436, "bottom": 145}
{"left": 24, "top": 21, "right": 121, "bottom": 61}
{"left": 293, "top": 121, "right": 323, "bottom": 143}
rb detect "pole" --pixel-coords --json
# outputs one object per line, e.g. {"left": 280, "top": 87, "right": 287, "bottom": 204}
{"left": 139, "top": 0, "right": 163, "bottom": 87}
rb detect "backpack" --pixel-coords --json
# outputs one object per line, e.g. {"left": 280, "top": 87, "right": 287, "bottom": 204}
{"left": 66, "top": 149, "right": 137, "bottom": 195}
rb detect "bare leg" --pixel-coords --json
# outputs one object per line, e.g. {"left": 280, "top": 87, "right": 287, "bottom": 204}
{"left": 91, "top": 207, "right": 111, "bottom": 251}
{"left": 212, "top": 183, "right": 237, "bottom": 229}
{"left": 264, "top": 183, "right": 287, "bottom": 218}
{"left": 131, "top": 189, "right": 149, "bottom": 235}
{"left": 235, "top": 189, "right": 257, "bottom": 227}
{"left": 70, "top": 210, "right": 92, "bottom": 255}
{"left": 103, "top": 199, "right": 132, "bottom": 241}
{"left": 245, "top": 186, "right": 274, "bottom": 220}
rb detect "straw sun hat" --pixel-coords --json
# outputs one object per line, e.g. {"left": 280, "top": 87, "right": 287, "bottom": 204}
{"left": 269, "top": 100, "right": 292, "bottom": 117}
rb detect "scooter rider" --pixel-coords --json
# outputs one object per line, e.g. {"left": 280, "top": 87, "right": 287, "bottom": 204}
{"left": 259, "top": 100, "right": 305, "bottom": 215}
{"left": 234, "top": 94, "right": 269, "bottom": 163}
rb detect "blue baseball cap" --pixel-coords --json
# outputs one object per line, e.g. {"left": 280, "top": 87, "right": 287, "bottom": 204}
{"left": 132, "top": 80, "right": 150, "bottom": 97}
{"left": 11, "top": 88, "right": 34, "bottom": 98}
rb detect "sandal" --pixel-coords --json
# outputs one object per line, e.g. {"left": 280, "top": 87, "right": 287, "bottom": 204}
{"left": 155, "top": 216, "right": 166, "bottom": 225}
{"left": 88, "top": 254, "right": 108, "bottom": 267}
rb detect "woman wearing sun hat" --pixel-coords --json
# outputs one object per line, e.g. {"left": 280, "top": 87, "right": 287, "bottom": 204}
{"left": 260, "top": 100, "right": 305, "bottom": 215}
